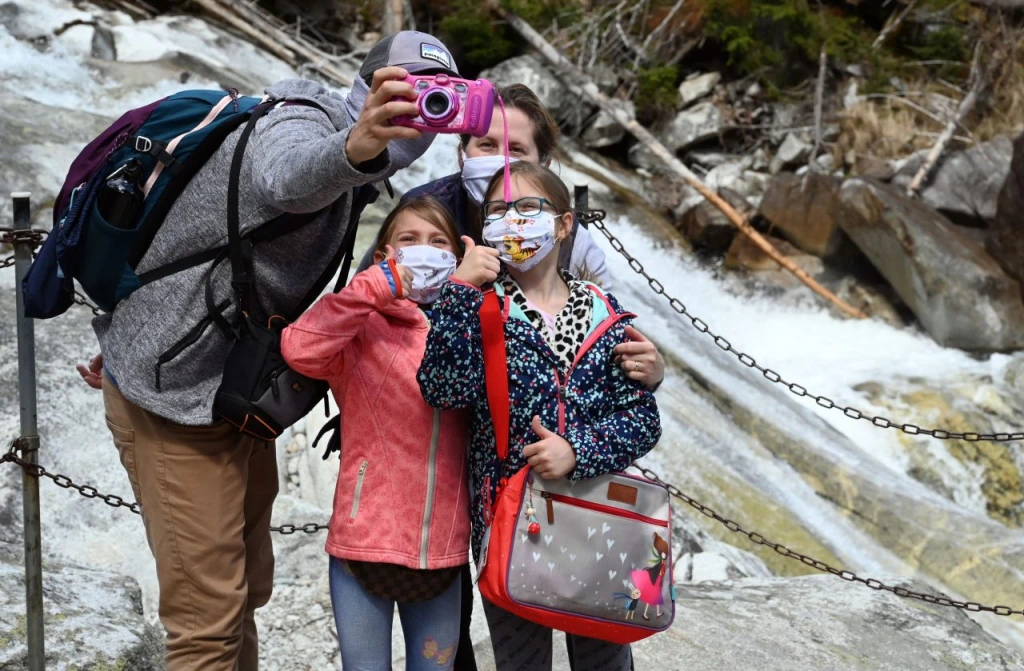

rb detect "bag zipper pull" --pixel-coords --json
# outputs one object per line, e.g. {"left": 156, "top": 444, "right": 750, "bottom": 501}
{"left": 541, "top": 491, "right": 555, "bottom": 525}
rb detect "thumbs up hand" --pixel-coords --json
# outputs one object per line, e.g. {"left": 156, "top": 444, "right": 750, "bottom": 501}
{"left": 452, "top": 236, "right": 500, "bottom": 287}
{"left": 523, "top": 415, "right": 576, "bottom": 480}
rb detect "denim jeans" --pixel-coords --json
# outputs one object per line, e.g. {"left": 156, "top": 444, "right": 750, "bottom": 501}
{"left": 329, "top": 556, "right": 462, "bottom": 670}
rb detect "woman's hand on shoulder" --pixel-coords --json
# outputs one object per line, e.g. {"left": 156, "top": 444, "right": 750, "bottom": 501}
{"left": 524, "top": 416, "right": 577, "bottom": 479}
{"left": 614, "top": 326, "right": 665, "bottom": 391}
{"left": 452, "top": 237, "right": 500, "bottom": 287}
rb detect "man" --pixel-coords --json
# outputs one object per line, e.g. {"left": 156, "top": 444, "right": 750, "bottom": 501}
{"left": 79, "top": 31, "right": 460, "bottom": 670}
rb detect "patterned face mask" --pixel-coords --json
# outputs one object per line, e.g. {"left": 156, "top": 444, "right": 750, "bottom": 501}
{"left": 393, "top": 245, "right": 457, "bottom": 304}
{"left": 482, "top": 211, "right": 558, "bottom": 273}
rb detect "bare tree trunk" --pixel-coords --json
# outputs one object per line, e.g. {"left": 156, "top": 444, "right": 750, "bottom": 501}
{"left": 383, "top": 0, "right": 404, "bottom": 36}
{"left": 808, "top": 46, "right": 827, "bottom": 171}
{"left": 191, "top": 0, "right": 297, "bottom": 64}
{"left": 487, "top": 1, "right": 866, "bottom": 319}
{"left": 906, "top": 44, "right": 987, "bottom": 197}
{"left": 873, "top": 0, "right": 919, "bottom": 50}
{"left": 199, "top": 0, "right": 353, "bottom": 87}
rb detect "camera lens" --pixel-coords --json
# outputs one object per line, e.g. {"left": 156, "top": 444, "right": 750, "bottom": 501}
{"left": 425, "top": 91, "right": 450, "bottom": 116}
{"left": 419, "top": 87, "right": 458, "bottom": 124}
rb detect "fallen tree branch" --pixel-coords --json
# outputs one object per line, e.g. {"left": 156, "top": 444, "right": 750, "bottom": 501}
{"left": 906, "top": 43, "right": 987, "bottom": 197}
{"left": 631, "top": 0, "right": 686, "bottom": 71}
{"left": 486, "top": 2, "right": 866, "bottom": 319}
{"left": 190, "top": 0, "right": 297, "bottom": 64}
{"left": 808, "top": 46, "right": 827, "bottom": 170}
{"left": 874, "top": 0, "right": 919, "bottom": 50}
{"left": 196, "top": 0, "right": 353, "bottom": 87}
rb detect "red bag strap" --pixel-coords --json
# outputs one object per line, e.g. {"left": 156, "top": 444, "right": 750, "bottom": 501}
{"left": 480, "top": 290, "right": 510, "bottom": 461}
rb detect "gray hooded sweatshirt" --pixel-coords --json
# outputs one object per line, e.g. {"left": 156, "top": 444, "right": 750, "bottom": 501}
{"left": 94, "top": 79, "right": 399, "bottom": 425}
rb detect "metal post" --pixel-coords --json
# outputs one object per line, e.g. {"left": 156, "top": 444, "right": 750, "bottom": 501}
{"left": 13, "top": 192, "right": 45, "bottom": 670}
{"left": 574, "top": 184, "right": 589, "bottom": 227}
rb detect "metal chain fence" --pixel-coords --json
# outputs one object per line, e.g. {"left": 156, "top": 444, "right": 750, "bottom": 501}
{"left": 3, "top": 215, "right": 1023, "bottom": 618}
{"left": 2, "top": 437, "right": 1020, "bottom": 616}
{"left": 579, "top": 210, "right": 1024, "bottom": 443}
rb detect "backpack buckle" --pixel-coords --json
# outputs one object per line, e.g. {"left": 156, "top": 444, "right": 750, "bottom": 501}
{"left": 134, "top": 136, "right": 153, "bottom": 153}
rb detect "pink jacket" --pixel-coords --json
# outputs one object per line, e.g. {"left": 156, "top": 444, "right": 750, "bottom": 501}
{"left": 281, "top": 266, "right": 470, "bottom": 569}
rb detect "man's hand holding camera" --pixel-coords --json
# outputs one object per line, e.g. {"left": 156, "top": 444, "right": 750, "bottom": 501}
{"left": 345, "top": 67, "right": 425, "bottom": 166}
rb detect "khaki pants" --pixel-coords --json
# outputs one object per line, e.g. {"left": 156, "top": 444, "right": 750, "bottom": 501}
{"left": 103, "top": 375, "right": 278, "bottom": 670}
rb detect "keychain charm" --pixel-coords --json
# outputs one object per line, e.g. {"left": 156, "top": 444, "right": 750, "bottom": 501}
{"left": 526, "top": 482, "right": 541, "bottom": 535}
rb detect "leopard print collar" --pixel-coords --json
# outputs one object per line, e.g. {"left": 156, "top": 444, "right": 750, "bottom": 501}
{"left": 500, "top": 271, "right": 593, "bottom": 374}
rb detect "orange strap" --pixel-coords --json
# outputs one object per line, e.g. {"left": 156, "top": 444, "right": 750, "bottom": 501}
{"left": 480, "top": 291, "right": 510, "bottom": 462}
{"left": 387, "top": 258, "right": 403, "bottom": 299}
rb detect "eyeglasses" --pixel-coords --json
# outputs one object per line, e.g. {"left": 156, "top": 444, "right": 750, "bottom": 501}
{"left": 482, "top": 197, "right": 559, "bottom": 222}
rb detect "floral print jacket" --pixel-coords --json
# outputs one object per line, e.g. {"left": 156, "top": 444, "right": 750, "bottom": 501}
{"left": 417, "top": 279, "right": 662, "bottom": 560}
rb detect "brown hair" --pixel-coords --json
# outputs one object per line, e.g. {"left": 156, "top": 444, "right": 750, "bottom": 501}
{"left": 482, "top": 161, "right": 572, "bottom": 215}
{"left": 460, "top": 84, "right": 562, "bottom": 164}
{"left": 374, "top": 196, "right": 464, "bottom": 259}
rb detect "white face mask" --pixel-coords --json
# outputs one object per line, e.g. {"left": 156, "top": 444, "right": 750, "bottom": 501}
{"left": 460, "top": 149, "right": 519, "bottom": 206}
{"left": 482, "top": 211, "right": 559, "bottom": 273}
{"left": 393, "top": 245, "right": 457, "bottom": 304}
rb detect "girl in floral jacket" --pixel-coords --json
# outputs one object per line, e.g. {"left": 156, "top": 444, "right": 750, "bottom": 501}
{"left": 417, "top": 161, "right": 661, "bottom": 671}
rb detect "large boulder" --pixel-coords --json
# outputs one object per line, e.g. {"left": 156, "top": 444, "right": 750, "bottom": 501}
{"left": 661, "top": 101, "right": 725, "bottom": 153}
{"left": 472, "top": 576, "right": 1024, "bottom": 670}
{"left": 480, "top": 55, "right": 594, "bottom": 128}
{"left": 0, "top": 94, "right": 113, "bottom": 229}
{"left": 769, "top": 133, "right": 812, "bottom": 174}
{"left": 987, "top": 131, "right": 1024, "bottom": 291}
{"left": 0, "top": 541, "right": 163, "bottom": 670}
{"left": 760, "top": 172, "right": 844, "bottom": 258}
{"left": 838, "top": 178, "right": 1024, "bottom": 351}
{"left": 676, "top": 188, "right": 750, "bottom": 254}
{"left": 677, "top": 71, "right": 720, "bottom": 108}
{"left": 581, "top": 100, "right": 634, "bottom": 149}
{"left": 892, "top": 136, "right": 1014, "bottom": 227}
{"left": 629, "top": 577, "right": 1024, "bottom": 671}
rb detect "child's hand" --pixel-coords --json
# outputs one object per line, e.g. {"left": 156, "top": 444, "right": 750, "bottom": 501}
{"left": 379, "top": 245, "right": 414, "bottom": 298}
{"left": 452, "top": 237, "right": 500, "bottom": 287}
{"left": 523, "top": 416, "right": 576, "bottom": 479}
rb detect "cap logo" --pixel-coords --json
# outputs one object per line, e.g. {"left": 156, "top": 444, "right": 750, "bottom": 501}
{"left": 420, "top": 43, "right": 452, "bottom": 69}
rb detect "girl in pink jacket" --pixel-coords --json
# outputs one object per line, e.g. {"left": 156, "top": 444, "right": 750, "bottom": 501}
{"left": 281, "top": 196, "right": 470, "bottom": 671}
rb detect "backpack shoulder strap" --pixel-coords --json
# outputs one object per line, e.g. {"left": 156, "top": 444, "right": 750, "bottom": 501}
{"left": 226, "top": 99, "right": 278, "bottom": 313}
{"left": 480, "top": 290, "right": 510, "bottom": 461}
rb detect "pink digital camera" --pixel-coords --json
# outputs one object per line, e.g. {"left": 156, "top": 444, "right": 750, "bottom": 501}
{"left": 391, "top": 74, "right": 495, "bottom": 137}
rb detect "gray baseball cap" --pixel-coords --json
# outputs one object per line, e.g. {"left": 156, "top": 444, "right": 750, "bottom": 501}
{"left": 359, "top": 31, "right": 459, "bottom": 84}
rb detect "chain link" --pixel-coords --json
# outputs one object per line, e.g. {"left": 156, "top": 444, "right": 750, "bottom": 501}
{"left": 2, "top": 212, "right": 1022, "bottom": 614}
{"left": 2, "top": 439, "right": 323, "bottom": 535}
{"left": 579, "top": 210, "right": 1024, "bottom": 444}
{"left": 629, "top": 461, "right": 1023, "bottom": 618}
{"left": 0, "top": 225, "right": 102, "bottom": 315}
{"left": 72, "top": 290, "right": 103, "bottom": 317}
{"left": 2, "top": 438, "right": 1019, "bottom": 616}
{"left": 0, "top": 226, "right": 48, "bottom": 270}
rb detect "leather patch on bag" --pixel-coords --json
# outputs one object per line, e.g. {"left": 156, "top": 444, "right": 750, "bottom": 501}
{"left": 607, "top": 482, "right": 638, "bottom": 506}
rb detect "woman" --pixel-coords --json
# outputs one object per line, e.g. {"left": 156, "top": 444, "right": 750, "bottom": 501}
{"left": 357, "top": 83, "right": 665, "bottom": 671}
